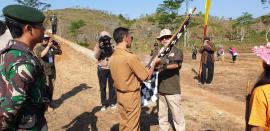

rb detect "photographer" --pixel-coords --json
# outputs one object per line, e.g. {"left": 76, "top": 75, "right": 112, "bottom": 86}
{"left": 35, "top": 34, "right": 62, "bottom": 107}
{"left": 198, "top": 37, "right": 215, "bottom": 86}
{"left": 94, "top": 31, "right": 116, "bottom": 111}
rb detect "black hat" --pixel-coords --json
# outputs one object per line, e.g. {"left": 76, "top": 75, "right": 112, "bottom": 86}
{"left": 203, "top": 37, "right": 210, "bottom": 41}
{"left": 2, "top": 4, "right": 45, "bottom": 24}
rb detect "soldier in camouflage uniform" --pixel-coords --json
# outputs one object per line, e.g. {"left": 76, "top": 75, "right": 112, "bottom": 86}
{"left": 0, "top": 5, "right": 49, "bottom": 130}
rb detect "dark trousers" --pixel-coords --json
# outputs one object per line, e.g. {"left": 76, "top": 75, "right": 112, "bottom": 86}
{"left": 192, "top": 53, "right": 197, "bottom": 60}
{"left": 52, "top": 24, "right": 57, "bottom": 34}
{"left": 201, "top": 62, "right": 214, "bottom": 84}
{"left": 97, "top": 68, "right": 116, "bottom": 106}
{"left": 46, "top": 75, "right": 55, "bottom": 101}
{"left": 232, "top": 55, "right": 237, "bottom": 62}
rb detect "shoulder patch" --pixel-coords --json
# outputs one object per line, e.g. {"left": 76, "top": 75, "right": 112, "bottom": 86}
{"left": 169, "top": 53, "right": 175, "bottom": 57}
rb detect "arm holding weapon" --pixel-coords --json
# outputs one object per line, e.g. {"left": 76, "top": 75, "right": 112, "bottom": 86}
{"left": 147, "top": 8, "right": 196, "bottom": 68}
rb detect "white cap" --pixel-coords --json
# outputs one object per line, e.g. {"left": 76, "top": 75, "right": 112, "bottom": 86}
{"left": 156, "top": 29, "right": 172, "bottom": 39}
{"left": 99, "top": 31, "right": 111, "bottom": 38}
{"left": 44, "top": 34, "right": 50, "bottom": 38}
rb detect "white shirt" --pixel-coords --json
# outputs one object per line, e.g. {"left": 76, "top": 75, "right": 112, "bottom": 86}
{"left": 0, "top": 29, "right": 12, "bottom": 50}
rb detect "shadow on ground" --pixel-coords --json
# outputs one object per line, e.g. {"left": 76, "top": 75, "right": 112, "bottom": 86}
{"left": 62, "top": 106, "right": 101, "bottom": 131}
{"left": 51, "top": 83, "right": 92, "bottom": 109}
{"left": 110, "top": 106, "right": 159, "bottom": 131}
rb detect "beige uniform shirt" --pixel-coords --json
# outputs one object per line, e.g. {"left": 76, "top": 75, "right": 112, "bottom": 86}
{"left": 109, "top": 47, "right": 148, "bottom": 92}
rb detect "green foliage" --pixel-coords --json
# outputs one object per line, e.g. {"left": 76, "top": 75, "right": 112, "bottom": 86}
{"left": 147, "top": 16, "right": 156, "bottom": 23}
{"left": 261, "top": 14, "right": 270, "bottom": 25}
{"left": 45, "top": 8, "right": 269, "bottom": 53}
{"left": 233, "top": 12, "right": 253, "bottom": 27}
{"left": 261, "top": 0, "right": 270, "bottom": 8}
{"left": 68, "top": 19, "right": 86, "bottom": 41}
{"left": 117, "top": 14, "right": 136, "bottom": 27}
{"left": 78, "top": 40, "right": 89, "bottom": 47}
{"left": 14, "top": 0, "right": 51, "bottom": 11}
{"left": 156, "top": 0, "right": 184, "bottom": 28}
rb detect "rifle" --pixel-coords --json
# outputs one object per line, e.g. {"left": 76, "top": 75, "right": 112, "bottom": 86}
{"left": 147, "top": 7, "right": 196, "bottom": 68}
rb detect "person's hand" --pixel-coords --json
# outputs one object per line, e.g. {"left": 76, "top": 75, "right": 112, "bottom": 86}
{"left": 95, "top": 43, "right": 100, "bottom": 49}
{"left": 154, "top": 57, "right": 161, "bottom": 65}
{"left": 47, "top": 38, "right": 53, "bottom": 47}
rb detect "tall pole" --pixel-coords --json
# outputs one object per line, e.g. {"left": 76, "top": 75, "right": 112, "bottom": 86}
{"left": 184, "top": 0, "right": 189, "bottom": 47}
{"left": 198, "top": 0, "right": 211, "bottom": 79}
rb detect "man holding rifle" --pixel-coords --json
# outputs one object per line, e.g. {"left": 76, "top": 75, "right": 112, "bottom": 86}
{"left": 155, "top": 29, "right": 185, "bottom": 131}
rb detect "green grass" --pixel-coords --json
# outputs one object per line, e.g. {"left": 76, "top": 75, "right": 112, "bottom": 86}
{"left": 44, "top": 8, "right": 269, "bottom": 54}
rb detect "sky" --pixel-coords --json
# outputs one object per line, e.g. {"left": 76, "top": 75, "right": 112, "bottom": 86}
{"left": 0, "top": 0, "right": 269, "bottom": 19}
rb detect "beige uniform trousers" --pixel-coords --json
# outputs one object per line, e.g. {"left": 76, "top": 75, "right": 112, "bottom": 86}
{"left": 117, "top": 90, "right": 141, "bottom": 131}
{"left": 158, "top": 94, "right": 185, "bottom": 131}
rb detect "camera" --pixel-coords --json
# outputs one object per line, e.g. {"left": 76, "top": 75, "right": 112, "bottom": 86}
{"left": 98, "top": 35, "right": 111, "bottom": 49}
{"left": 97, "top": 35, "right": 113, "bottom": 59}
{"left": 51, "top": 40, "right": 59, "bottom": 46}
{"left": 50, "top": 40, "right": 62, "bottom": 55}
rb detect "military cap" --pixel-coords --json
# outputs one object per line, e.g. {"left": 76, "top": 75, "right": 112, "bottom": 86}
{"left": 2, "top": 4, "right": 45, "bottom": 23}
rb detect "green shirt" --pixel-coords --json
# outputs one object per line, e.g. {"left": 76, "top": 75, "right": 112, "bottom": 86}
{"left": 158, "top": 46, "right": 183, "bottom": 94}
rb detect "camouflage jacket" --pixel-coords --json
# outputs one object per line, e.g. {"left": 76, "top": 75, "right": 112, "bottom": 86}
{"left": 0, "top": 40, "right": 48, "bottom": 130}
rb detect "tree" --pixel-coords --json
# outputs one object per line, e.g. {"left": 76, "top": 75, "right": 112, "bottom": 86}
{"left": 261, "top": 0, "right": 270, "bottom": 8}
{"left": 156, "top": 0, "right": 184, "bottom": 29}
{"left": 261, "top": 14, "right": 270, "bottom": 42}
{"left": 68, "top": 19, "right": 86, "bottom": 42}
{"left": 233, "top": 12, "right": 253, "bottom": 43}
{"left": 14, "top": 0, "right": 51, "bottom": 11}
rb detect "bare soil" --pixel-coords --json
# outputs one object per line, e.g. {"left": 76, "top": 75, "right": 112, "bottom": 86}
{"left": 46, "top": 43, "right": 261, "bottom": 131}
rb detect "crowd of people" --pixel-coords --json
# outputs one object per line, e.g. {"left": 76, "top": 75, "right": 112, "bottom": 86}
{"left": 0, "top": 4, "right": 269, "bottom": 131}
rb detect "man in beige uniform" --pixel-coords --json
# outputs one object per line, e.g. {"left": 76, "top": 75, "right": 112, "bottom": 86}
{"left": 109, "top": 27, "right": 157, "bottom": 131}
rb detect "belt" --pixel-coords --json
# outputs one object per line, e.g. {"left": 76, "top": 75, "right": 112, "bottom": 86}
{"left": 97, "top": 66, "right": 109, "bottom": 69}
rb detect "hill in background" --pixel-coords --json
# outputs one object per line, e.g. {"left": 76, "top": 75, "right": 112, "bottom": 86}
{"left": 44, "top": 8, "right": 270, "bottom": 53}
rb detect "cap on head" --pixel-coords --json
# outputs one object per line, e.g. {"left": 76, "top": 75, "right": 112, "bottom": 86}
{"left": 43, "top": 34, "right": 50, "bottom": 38}
{"left": 253, "top": 42, "right": 270, "bottom": 65}
{"left": 156, "top": 29, "right": 172, "bottom": 40}
{"left": 203, "top": 37, "right": 210, "bottom": 42}
{"left": 2, "top": 4, "right": 45, "bottom": 24}
{"left": 99, "top": 31, "right": 111, "bottom": 38}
